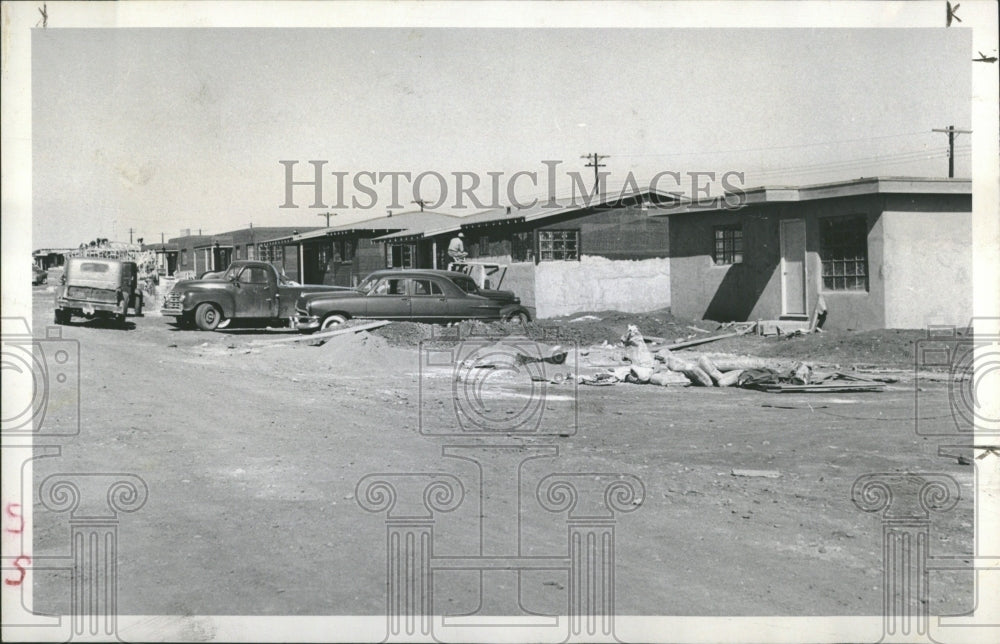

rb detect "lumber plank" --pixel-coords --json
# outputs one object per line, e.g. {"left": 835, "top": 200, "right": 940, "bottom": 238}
{"left": 252, "top": 320, "right": 391, "bottom": 344}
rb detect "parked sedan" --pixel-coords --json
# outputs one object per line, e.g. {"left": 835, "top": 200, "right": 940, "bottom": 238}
{"left": 295, "top": 269, "right": 532, "bottom": 332}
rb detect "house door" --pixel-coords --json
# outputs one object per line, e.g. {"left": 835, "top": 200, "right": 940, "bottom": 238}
{"left": 780, "top": 219, "right": 807, "bottom": 317}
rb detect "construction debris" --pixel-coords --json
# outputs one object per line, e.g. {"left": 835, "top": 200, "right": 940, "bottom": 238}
{"left": 731, "top": 469, "right": 781, "bottom": 479}
{"left": 621, "top": 325, "right": 657, "bottom": 368}
{"left": 253, "top": 320, "right": 392, "bottom": 345}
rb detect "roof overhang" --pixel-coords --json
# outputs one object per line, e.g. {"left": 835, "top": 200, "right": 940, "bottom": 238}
{"left": 650, "top": 177, "right": 972, "bottom": 217}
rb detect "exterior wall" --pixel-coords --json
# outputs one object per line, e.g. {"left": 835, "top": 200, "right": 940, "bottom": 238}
{"left": 535, "top": 203, "right": 670, "bottom": 260}
{"left": 169, "top": 235, "right": 211, "bottom": 275}
{"left": 669, "top": 195, "right": 889, "bottom": 330}
{"left": 475, "top": 253, "right": 536, "bottom": 309}
{"left": 534, "top": 255, "right": 671, "bottom": 319}
{"left": 880, "top": 196, "right": 972, "bottom": 328}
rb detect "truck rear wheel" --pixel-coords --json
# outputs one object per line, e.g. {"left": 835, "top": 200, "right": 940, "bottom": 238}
{"left": 194, "top": 303, "right": 223, "bottom": 331}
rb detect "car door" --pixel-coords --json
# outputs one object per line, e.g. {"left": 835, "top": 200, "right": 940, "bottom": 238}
{"left": 235, "top": 266, "right": 272, "bottom": 318}
{"left": 363, "top": 276, "right": 411, "bottom": 319}
{"left": 408, "top": 278, "right": 449, "bottom": 321}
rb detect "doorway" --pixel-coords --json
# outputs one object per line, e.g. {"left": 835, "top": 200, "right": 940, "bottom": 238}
{"left": 780, "top": 218, "right": 807, "bottom": 317}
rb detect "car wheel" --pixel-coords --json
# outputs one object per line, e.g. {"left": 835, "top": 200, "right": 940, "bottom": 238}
{"left": 194, "top": 302, "right": 223, "bottom": 331}
{"left": 54, "top": 308, "right": 68, "bottom": 325}
{"left": 505, "top": 311, "right": 530, "bottom": 325}
{"left": 320, "top": 314, "right": 348, "bottom": 332}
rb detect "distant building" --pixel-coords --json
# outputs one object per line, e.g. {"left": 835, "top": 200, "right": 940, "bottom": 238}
{"left": 657, "top": 177, "right": 972, "bottom": 330}
{"left": 258, "top": 212, "right": 458, "bottom": 285}
{"left": 167, "top": 226, "right": 318, "bottom": 279}
{"left": 32, "top": 248, "right": 76, "bottom": 270}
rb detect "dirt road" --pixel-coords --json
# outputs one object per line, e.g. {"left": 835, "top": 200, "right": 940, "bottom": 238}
{"left": 28, "top": 288, "right": 974, "bottom": 618}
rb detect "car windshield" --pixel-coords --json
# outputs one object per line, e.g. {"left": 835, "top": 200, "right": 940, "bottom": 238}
{"left": 357, "top": 275, "right": 380, "bottom": 294}
{"left": 222, "top": 265, "right": 241, "bottom": 281}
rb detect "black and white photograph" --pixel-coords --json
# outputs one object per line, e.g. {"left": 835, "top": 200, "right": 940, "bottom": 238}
{"left": 2, "top": 1, "right": 998, "bottom": 642}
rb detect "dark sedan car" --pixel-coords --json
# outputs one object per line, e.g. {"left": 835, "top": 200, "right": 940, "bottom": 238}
{"left": 295, "top": 269, "right": 532, "bottom": 332}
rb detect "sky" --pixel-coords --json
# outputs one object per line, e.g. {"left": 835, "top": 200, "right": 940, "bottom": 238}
{"left": 32, "top": 27, "right": 971, "bottom": 247}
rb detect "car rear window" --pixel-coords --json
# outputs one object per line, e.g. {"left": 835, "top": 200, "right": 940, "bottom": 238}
{"left": 79, "top": 262, "right": 110, "bottom": 273}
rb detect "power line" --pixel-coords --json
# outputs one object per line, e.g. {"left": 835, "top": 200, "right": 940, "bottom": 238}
{"left": 932, "top": 125, "right": 973, "bottom": 178}
{"left": 581, "top": 152, "right": 609, "bottom": 196}
{"left": 614, "top": 130, "right": 934, "bottom": 158}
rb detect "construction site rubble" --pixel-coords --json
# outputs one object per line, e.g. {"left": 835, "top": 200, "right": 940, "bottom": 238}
{"left": 573, "top": 325, "right": 884, "bottom": 393}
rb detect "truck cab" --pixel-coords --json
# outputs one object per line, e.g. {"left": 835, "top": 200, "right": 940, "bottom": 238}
{"left": 161, "top": 260, "right": 347, "bottom": 331}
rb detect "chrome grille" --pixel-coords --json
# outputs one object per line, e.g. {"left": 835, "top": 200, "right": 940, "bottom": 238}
{"left": 164, "top": 291, "right": 183, "bottom": 308}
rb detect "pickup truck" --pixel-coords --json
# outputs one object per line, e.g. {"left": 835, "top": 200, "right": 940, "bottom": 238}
{"left": 161, "top": 260, "right": 348, "bottom": 331}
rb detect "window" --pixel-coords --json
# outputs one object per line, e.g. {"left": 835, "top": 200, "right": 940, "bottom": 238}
{"left": 238, "top": 267, "right": 270, "bottom": 284}
{"left": 713, "top": 225, "right": 743, "bottom": 265}
{"left": 411, "top": 279, "right": 444, "bottom": 296}
{"left": 821, "top": 215, "right": 868, "bottom": 291}
{"left": 337, "top": 239, "right": 356, "bottom": 262}
{"left": 316, "top": 243, "right": 330, "bottom": 272}
{"left": 538, "top": 230, "right": 579, "bottom": 261}
{"left": 181, "top": 249, "right": 188, "bottom": 266}
{"left": 477, "top": 235, "right": 491, "bottom": 257}
{"left": 511, "top": 231, "right": 533, "bottom": 263}
{"left": 371, "top": 278, "right": 407, "bottom": 295}
{"left": 247, "top": 246, "right": 255, "bottom": 261}
{"left": 235, "top": 246, "right": 242, "bottom": 260}
{"left": 387, "top": 244, "right": 414, "bottom": 268}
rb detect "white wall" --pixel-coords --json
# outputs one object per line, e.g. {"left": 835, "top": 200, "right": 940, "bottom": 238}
{"left": 534, "top": 255, "right": 671, "bottom": 318}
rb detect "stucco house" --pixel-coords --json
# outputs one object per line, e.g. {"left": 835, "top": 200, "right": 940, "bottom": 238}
{"left": 656, "top": 177, "right": 972, "bottom": 330}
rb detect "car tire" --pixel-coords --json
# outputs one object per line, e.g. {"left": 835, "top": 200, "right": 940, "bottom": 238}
{"left": 320, "top": 314, "right": 348, "bottom": 332}
{"left": 505, "top": 311, "right": 530, "bottom": 325}
{"left": 194, "top": 302, "right": 223, "bottom": 331}
{"left": 54, "top": 308, "right": 69, "bottom": 325}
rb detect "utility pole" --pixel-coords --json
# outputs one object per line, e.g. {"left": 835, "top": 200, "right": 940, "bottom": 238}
{"left": 411, "top": 199, "right": 428, "bottom": 212}
{"left": 581, "top": 152, "right": 609, "bottom": 196}
{"left": 128, "top": 227, "right": 135, "bottom": 243}
{"left": 160, "top": 232, "right": 165, "bottom": 244}
{"left": 318, "top": 212, "right": 335, "bottom": 227}
{"left": 931, "top": 125, "right": 972, "bottom": 178}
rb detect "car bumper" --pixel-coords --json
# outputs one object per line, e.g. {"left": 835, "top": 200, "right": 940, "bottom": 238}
{"left": 160, "top": 306, "right": 184, "bottom": 317}
{"left": 56, "top": 298, "right": 121, "bottom": 314}
{"left": 295, "top": 315, "right": 321, "bottom": 331}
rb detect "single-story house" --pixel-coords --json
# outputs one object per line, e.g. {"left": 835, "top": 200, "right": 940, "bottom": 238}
{"left": 257, "top": 211, "right": 458, "bottom": 286}
{"left": 142, "top": 242, "right": 180, "bottom": 277}
{"left": 656, "top": 176, "right": 972, "bottom": 331}
{"left": 374, "top": 189, "right": 681, "bottom": 318}
{"left": 32, "top": 248, "right": 75, "bottom": 270}
{"left": 168, "top": 226, "right": 318, "bottom": 279}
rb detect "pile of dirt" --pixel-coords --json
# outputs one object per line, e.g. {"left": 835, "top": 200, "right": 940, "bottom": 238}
{"left": 314, "top": 331, "right": 412, "bottom": 371}
{"left": 690, "top": 328, "right": 928, "bottom": 369}
{"left": 372, "top": 309, "right": 701, "bottom": 348}
{"left": 371, "top": 309, "right": 929, "bottom": 369}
